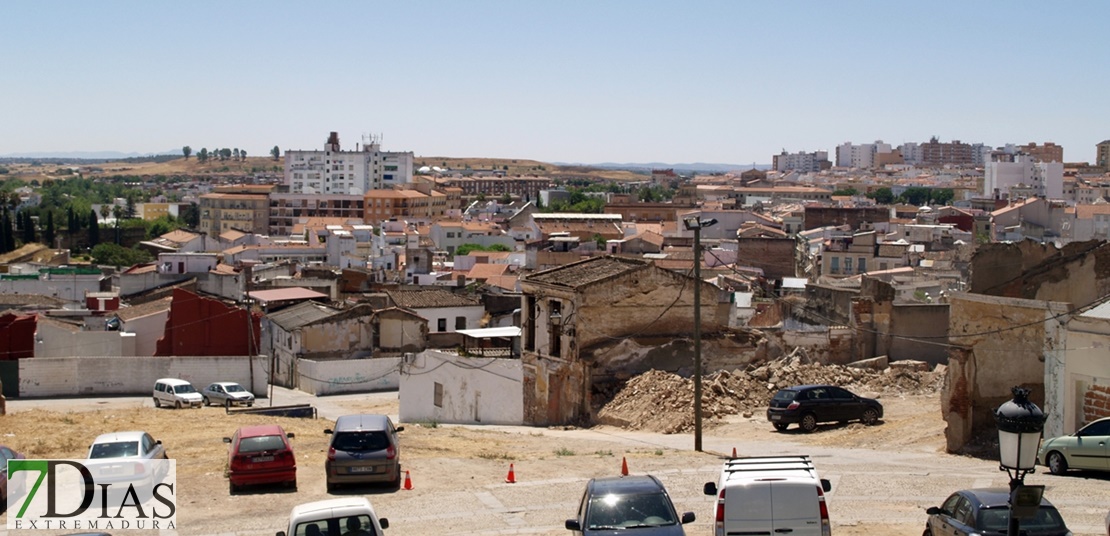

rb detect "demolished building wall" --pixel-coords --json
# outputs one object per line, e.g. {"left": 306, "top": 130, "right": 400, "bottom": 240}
{"left": 942, "top": 293, "right": 1069, "bottom": 453}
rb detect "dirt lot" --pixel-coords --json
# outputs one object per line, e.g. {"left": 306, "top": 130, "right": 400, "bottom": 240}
{"left": 1, "top": 393, "right": 1106, "bottom": 536}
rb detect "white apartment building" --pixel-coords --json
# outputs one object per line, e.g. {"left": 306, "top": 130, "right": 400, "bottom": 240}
{"left": 984, "top": 154, "right": 1064, "bottom": 199}
{"left": 835, "top": 141, "right": 892, "bottom": 169}
{"left": 284, "top": 131, "right": 414, "bottom": 195}
{"left": 772, "top": 150, "right": 829, "bottom": 172}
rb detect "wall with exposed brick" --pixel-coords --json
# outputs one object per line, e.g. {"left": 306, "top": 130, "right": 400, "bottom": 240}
{"left": 735, "top": 237, "right": 797, "bottom": 279}
{"left": 1083, "top": 384, "right": 1110, "bottom": 423}
{"left": 297, "top": 357, "right": 400, "bottom": 395}
{"left": 16, "top": 355, "right": 269, "bottom": 398}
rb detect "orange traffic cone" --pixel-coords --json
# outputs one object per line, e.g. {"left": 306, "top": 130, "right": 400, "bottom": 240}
{"left": 402, "top": 470, "right": 413, "bottom": 491}
{"left": 505, "top": 463, "right": 517, "bottom": 484}
{"left": 621, "top": 457, "right": 629, "bottom": 476}
{"left": 731, "top": 447, "right": 737, "bottom": 458}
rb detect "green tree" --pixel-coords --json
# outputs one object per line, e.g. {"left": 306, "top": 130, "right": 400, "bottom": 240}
{"left": 125, "top": 195, "right": 137, "bottom": 219}
{"left": 21, "top": 211, "right": 34, "bottom": 244}
{"left": 901, "top": 187, "right": 931, "bottom": 206}
{"left": 270, "top": 145, "right": 280, "bottom": 160}
{"left": 239, "top": 149, "right": 247, "bottom": 160}
{"left": 182, "top": 146, "right": 192, "bottom": 160}
{"left": 87, "top": 209, "right": 100, "bottom": 246}
{"left": 197, "top": 148, "right": 209, "bottom": 163}
{"left": 832, "top": 187, "right": 859, "bottom": 196}
{"left": 931, "top": 188, "right": 954, "bottom": 205}
{"left": 91, "top": 243, "right": 153, "bottom": 267}
{"left": 147, "top": 216, "right": 180, "bottom": 239}
{"left": 455, "top": 243, "right": 511, "bottom": 256}
{"left": 181, "top": 202, "right": 200, "bottom": 228}
{"left": 233, "top": 148, "right": 241, "bottom": 161}
{"left": 220, "top": 148, "right": 232, "bottom": 161}
{"left": 44, "top": 211, "right": 55, "bottom": 247}
{"left": 868, "top": 187, "right": 894, "bottom": 204}
{"left": 1, "top": 209, "right": 13, "bottom": 253}
{"left": 499, "top": 192, "right": 512, "bottom": 204}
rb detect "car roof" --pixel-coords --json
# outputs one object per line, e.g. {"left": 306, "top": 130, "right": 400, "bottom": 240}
{"left": 156, "top": 378, "right": 192, "bottom": 384}
{"left": 237, "top": 424, "right": 287, "bottom": 438}
{"left": 334, "top": 414, "right": 393, "bottom": 432}
{"left": 290, "top": 497, "right": 376, "bottom": 519}
{"left": 587, "top": 475, "right": 665, "bottom": 495}
{"left": 210, "top": 381, "right": 241, "bottom": 387}
{"left": 959, "top": 488, "right": 1055, "bottom": 508}
{"left": 91, "top": 431, "right": 148, "bottom": 443}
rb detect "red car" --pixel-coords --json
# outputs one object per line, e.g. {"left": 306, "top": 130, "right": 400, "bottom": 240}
{"left": 223, "top": 425, "right": 297, "bottom": 493}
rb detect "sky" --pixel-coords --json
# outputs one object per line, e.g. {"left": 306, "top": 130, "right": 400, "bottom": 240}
{"left": 2, "top": 1, "right": 1109, "bottom": 165}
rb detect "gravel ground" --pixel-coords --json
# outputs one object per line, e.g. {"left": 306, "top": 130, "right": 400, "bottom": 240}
{"left": 1, "top": 390, "right": 1107, "bottom": 536}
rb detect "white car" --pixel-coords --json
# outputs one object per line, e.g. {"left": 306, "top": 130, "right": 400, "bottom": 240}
{"left": 86, "top": 431, "right": 170, "bottom": 491}
{"left": 277, "top": 497, "right": 389, "bottom": 536}
{"left": 202, "top": 382, "right": 255, "bottom": 407}
{"left": 153, "top": 378, "right": 203, "bottom": 409}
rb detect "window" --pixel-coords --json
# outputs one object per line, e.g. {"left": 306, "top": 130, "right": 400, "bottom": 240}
{"left": 830, "top": 257, "right": 840, "bottom": 274}
{"left": 455, "top": 316, "right": 466, "bottom": 330}
{"left": 858, "top": 257, "right": 867, "bottom": 273}
{"left": 437, "top": 318, "right": 447, "bottom": 332}
{"left": 433, "top": 382, "right": 443, "bottom": 408}
{"left": 844, "top": 257, "right": 853, "bottom": 273}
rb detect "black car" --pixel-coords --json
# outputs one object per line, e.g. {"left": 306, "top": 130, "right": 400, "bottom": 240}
{"left": 766, "top": 384, "right": 882, "bottom": 433}
{"left": 566, "top": 475, "right": 695, "bottom": 535}
{"left": 924, "top": 488, "right": 1071, "bottom": 536}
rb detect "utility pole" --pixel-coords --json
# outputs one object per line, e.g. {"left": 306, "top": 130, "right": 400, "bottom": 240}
{"left": 683, "top": 215, "right": 717, "bottom": 452}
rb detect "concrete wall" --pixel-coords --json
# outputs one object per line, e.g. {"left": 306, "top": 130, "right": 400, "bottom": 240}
{"left": 941, "top": 293, "right": 1069, "bottom": 452}
{"left": 780, "top": 327, "right": 854, "bottom": 364}
{"left": 121, "top": 310, "right": 170, "bottom": 357}
{"left": 296, "top": 357, "right": 400, "bottom": 395}
{"left": 419, "top": 306, "right": 485, "bottom": 334}
{"left": 35, "top": 322, "right": 137, "bottom": 358}
{"left": 398, "top": 351, "right": 523, "bottom": 425}
{"left": 300, "top": 316, "right": 374, "bottom": 359}
{"left": 523, "top": 352, "right": 589, "bottom": 426}
{"left": 16, "top": 355, "right": 268, "bottom": 397}
{"left": 1057, "top": 314, "right": 1110, "bottom": 435}
{"left": 119, "top": 272, "right": 192, "bottom": 298}
{"left": 0, "top": 278, "right": 102, "bottom": 304}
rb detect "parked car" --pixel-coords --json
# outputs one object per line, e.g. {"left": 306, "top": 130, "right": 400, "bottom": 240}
{"left": 924, "top": 488, "right": 1071, "bottom": 536}
{"left": 565, "top": 475, "right": 694, "bottom": 535}
{"left": 224, "top": 424, "right": 297, "bottom": 493}
{"left": 276, "top": 497, "right": 389, "bottom": 536}
{"left": 202, "top": 382, "right": 255, "bottom": 407}
{"left": 325, "top": 414, "right": 404, "bottom": 492}
{"left": 766, "top": 384, "right": 883, "bottom": 432}
{"left": 703, "top": 456, "right": 831, "bottom": 536}
{"left": 1037, "top": 416, "right": 1110, "bottom": 475}
{"left": 1, "top": 445, "right": 26, "bottom": 511}
{"left": 85, "top": 431, "right": 170, "bottom": 492}
{"left": 153, "top": 378, "right": 203, "bottom": 409}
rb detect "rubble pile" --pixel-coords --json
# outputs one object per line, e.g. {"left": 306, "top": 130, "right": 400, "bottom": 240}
{"left": 595, "top": 354, "right": 944, "bottom": 434}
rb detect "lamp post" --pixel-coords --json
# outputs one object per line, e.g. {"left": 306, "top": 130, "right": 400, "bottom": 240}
{"left": 995, "top": 386, "right": 1047, "bottom": 536}
{"left": 683, "top": 215, "right": 716, "bottom": 452}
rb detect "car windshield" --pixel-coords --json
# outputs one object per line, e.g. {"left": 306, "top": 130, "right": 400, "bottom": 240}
{"left": 238, "top": 435, "right": 286, "bottom": 453}
{"left": 333, "top": 431, "right": 390, "bottom": 452}
{"left": 772, "top": 390, "right": 798, "bottom": 402}
{"left": 90, "top": 441, "right": 139, "bottom": 459}
{"left": 587, "top": 492, "right": 676, "bottom": 529}
{"left": 978, "top": 506, "right": 1067, "bottom": 533}
{"left": 225, "top": 384, "right": 245, "bottom": 393}
{"left": 173, "top": 384, "right": 196, "bottom": 394}
{"left": 294, "top": 515, "right": 376, "bottom": 536}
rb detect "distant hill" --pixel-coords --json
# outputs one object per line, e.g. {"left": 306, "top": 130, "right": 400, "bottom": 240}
{"left": 1, "top": 150, "right": 179, "bottom": 160}
{"left": 563, "top": 162, "right": 770, "bottom": 174}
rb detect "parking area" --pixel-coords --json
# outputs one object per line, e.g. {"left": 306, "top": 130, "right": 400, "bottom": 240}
{"left": 1, "top": 390, "right": 1107, "bottom": 535}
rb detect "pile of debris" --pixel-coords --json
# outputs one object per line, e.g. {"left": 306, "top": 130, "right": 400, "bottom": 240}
{"left": 595, "top": 352, "right": 944, "bottom": 434}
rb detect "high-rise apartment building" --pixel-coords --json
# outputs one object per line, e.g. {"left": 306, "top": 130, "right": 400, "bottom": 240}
{"left": 1096, "top": 140, "right": 1110, "bottom": 170}
{"left": 1017, "top": 142, "right": 1064, "bottom": 163}
{"left": 920, "top": 137, "right": 975, "bottom": 166}
{"left": 284, "top": 131, "right": 414, "bottom": 195}
{"left": 772, "top": 150, "right": 830, "bottom": 172}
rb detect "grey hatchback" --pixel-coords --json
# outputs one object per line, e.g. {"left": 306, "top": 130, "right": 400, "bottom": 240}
{"left": 924, "top": 488, "right": 1071, "bottom": 536}
{"left": 566, "top": 475, "right": 695, "bottom": 535}
{"left": 325, "top": 414, "right": 404, "bottom": 492}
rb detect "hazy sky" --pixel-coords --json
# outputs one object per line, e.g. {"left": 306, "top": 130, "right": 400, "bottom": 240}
{"left": 3, "top": 1, "right": 1109, "bottom": 165}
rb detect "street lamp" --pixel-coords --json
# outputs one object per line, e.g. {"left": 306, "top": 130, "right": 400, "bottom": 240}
{"left": 683, "top": 215, "right": 717, "bottom": 452}
{"left": 995, "top": 386, "right": 1047, "bottom": 536}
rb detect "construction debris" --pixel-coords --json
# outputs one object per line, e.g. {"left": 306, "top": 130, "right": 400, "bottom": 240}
{"left": 595, "top": 352, "right": 944, "bottom": 434}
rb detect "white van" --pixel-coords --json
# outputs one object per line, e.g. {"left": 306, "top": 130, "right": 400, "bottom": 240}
{"left": 703, "top": 456, "right": 832, "bottom": 536}
{"left": 153, "top": 378, "right": 203, "bottom": 409}
{"left": 277, "top": 497, "right": 389, "bottom": 536}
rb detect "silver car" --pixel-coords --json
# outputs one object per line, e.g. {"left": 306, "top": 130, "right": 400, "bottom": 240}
{"left": 324, "top": 414, "right": 404, "bottom": 492}
{"left": 86, "top": 431, "right": 170, "bottom": 491}
{"left": 201, "top": 382, "right": 255, "bottom": 407}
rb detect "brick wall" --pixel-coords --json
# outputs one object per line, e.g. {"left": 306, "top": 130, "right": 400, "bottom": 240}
{"left": 17, "top": 356, "right": 269, "bottom": 398}
{"left": 1083, "top": 383, "right": 1110, "bottom": 423}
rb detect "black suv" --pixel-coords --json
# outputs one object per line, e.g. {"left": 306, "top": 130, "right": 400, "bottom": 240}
{"left": 766, "top": 384, "right": 883, "bottom": 433}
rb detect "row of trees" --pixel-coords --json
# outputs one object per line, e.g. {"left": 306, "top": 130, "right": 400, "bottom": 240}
{"left": 182, "top": 146, "right": 282, "bottom": 161}
{"left": 832, "top": 187, "right": 955, "bottom": 206}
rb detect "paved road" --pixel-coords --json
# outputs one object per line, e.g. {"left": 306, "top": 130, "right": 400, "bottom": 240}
{"left": 3, "top": 391, "right": 1107, "bottom": 536}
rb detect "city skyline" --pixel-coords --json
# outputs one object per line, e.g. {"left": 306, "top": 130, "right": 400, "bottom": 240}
{"left": 3, "top": 1, "right": 1109, "bottom": 165}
